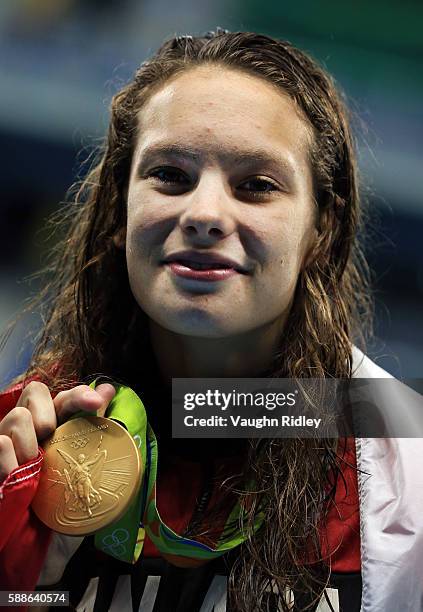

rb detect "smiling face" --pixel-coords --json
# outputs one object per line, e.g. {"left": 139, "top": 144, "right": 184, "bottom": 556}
{"left": 125, "top": 65, "right": 318, "bottom": 339}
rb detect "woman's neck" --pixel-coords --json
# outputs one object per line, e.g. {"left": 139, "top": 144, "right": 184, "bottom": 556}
{"left": 148, "top": 317, "right": 285, "bottom": 384}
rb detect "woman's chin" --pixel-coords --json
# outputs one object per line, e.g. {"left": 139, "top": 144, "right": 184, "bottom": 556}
{"left": 153, "top": 309, "right": 246, "bottom": 339}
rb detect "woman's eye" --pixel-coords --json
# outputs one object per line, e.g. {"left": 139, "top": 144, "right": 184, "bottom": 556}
{"left": 148, "top": 167, "right": 189, "bottom": 185}
{"left": 238, "top": 178, "right": 279, "bottom": 194}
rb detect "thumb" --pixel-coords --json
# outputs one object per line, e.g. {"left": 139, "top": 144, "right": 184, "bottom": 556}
{"left": 54, "top": 383, "right": 117, "bottom": 424}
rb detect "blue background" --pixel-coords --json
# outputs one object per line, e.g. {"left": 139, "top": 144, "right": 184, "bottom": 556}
{"left": 1, "top": 0, "right": 422, "bottom": 385}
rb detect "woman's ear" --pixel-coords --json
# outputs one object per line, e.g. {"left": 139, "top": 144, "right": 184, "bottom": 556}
{"left": 112, "top": 226, "right": 127, "bottom": 250}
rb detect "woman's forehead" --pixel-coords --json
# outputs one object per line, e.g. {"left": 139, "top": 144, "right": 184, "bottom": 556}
{"left": 134, "top": 65, "right": 313, "bottom": 172}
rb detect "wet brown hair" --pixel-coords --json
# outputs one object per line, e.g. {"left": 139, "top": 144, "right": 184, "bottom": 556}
{"left": 3, "top": 30, "right": 372, "bottom": 610}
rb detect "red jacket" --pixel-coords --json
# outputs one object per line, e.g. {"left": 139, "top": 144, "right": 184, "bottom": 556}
{"left": 0, "top": 382, "right": 53, "bottom": 591}
{"left": 0, "top": 380, "right": 360, "bottom": 595}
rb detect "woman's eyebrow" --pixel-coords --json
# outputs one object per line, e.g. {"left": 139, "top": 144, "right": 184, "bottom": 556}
{"left": 136, "top": 143, "right": 297, "bottom": 176}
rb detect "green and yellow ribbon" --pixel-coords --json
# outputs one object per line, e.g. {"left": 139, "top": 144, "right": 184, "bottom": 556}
{"left": 84, "top": 380, "right": 263, "bottom": 565}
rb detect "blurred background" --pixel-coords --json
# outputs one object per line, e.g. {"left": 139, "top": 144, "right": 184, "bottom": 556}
{"left": 1, "top": 0, "right": 422, "bottom": 387}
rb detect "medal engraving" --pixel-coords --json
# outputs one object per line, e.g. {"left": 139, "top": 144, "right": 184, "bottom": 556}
{"left": 57, "top": 444, "right": 106, "bottom": 517}
{"left": 32, "top": 416, "right": 141, "bottom": 535}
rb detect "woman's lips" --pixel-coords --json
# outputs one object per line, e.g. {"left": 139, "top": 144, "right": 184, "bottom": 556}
{"left": 165, "top": 262, "right": 239, "bottom": 281}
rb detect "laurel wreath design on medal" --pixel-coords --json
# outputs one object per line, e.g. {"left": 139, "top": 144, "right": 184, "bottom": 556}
{"left": 32, "top": 416, "right": 141, "bottom": 536}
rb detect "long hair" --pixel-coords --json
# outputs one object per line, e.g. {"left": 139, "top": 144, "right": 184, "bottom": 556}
{"left": 3, "top": 30, "right": 372, "bottom": 610}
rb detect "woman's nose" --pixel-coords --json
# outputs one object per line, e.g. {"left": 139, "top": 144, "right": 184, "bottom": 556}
{"left": 179, "top": 176, "right": 236, "bottom": 242}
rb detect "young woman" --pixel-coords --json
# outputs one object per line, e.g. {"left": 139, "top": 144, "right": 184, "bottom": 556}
{"left": 0, "top": 30, "right": 421, "bottom": 612}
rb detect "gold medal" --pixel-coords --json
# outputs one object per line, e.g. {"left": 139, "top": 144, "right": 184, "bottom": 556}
{"left": 32, "top": 416, "right": 141, "bottom": 536}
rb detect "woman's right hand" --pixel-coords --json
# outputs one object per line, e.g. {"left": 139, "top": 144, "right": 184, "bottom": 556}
{"left": 0, "top": 381, "right": 116, "bottom": 482}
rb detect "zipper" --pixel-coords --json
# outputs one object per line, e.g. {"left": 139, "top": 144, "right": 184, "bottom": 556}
{"left": 182, "top": 460, "right": 214, "bottom": 537}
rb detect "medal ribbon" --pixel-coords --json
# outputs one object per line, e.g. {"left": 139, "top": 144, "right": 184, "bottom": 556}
{"left": 86, "top": 380, "right": 263, "bottom": 565}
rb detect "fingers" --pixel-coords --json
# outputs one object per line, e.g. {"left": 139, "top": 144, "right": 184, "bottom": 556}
{"left": 53, "top": 383, "right": 116, "bottom": 424}
{"left": 0, "top": 381, "right": 56, "bottom": 481}
{"left": 0, "top": 381, "right": 117, "bottom": 483}
{"left": 0, "top": 435, "right": 19, "bottom": 481}
{"left": 0, "top": 407, "right": 38, "bottom": 467}
{"left": 16, "top": 381, "right": 57, "bottom": 441}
